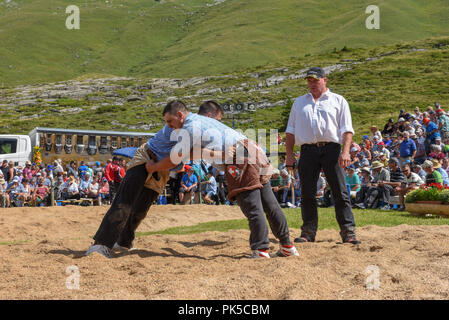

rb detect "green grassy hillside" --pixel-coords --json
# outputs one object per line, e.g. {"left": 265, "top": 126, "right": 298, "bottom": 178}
{"left": 1, "top": 37, "right": 448, "bottom": 144}
{"left": 1, "top": 0, "right": 449, "bottom": 85}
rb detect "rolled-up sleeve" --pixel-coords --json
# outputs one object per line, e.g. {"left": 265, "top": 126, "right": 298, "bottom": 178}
{"left": 338, "top": 97, "right": 355, "bottom": 137}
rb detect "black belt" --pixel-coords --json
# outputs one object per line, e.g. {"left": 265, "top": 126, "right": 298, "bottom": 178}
{"left": 302, "top": 142, "right": 335, "bottom": 148}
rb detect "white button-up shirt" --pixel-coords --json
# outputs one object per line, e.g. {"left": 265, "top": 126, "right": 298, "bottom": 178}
{"left": 286, "top": 89, "right": 354, "bottom": 147}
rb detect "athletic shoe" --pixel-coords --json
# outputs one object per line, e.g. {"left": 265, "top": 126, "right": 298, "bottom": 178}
{"left": 342, "top": 236, "right": 361, "bottom": 245}
{"left": 380, "top": 205, "right": 391, "bottom": 211}
{"left": 112, "top": 242, "right": 132, "bottom": 252}
{"left": 250, "top": 249, "right": 270, "bottom": 259}
{"left": 85, "top": 244, "right": 112, "bottom": 258}
{"left": 276, "top": 244, "right": 300, "bottom": 257}
{"left": 294, "top": 236, "right": 314, "bottom": 243}
{"left": 355, "top": 203, "right": 366, "bottom": 209}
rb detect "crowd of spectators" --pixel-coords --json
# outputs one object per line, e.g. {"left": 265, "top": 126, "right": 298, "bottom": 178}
{"left": 275, "top": 103, "right": 449, "bottom": 211}
{"left": 0, "top": 156, "right": 126, "bottom": 208}
{"left": 2, "top": 103, "right": 448, "bottom": 210}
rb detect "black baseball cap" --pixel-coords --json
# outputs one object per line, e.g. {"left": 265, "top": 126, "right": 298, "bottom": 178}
{"left": 306, "top": 67, "right": 326, "bottom": 79}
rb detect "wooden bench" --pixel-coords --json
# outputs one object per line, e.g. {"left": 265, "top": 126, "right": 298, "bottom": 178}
{"left": 61, "top": 198, "right": 94, "bottom": 206}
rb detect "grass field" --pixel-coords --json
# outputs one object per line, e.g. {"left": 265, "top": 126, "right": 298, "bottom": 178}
{"left": 136, "top": 207, "right": 449, "bottom": 237}
{"left": 1, "top": 0, "right": 449, "bottom": 85}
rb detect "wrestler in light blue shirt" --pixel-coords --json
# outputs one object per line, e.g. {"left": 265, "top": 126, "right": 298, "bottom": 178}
{"left": 179, "top": 113, "right": 247, "bottom": 157}
{"left": 146, "top": 124, "right": 183, "bottom": 171}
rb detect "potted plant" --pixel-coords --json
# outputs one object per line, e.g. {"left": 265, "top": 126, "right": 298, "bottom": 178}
{"left": 405, "top": 183, "right": 449, "bottom": 216}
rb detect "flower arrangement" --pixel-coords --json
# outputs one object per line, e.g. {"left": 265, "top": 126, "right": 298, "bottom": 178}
{"left": 32, "top": 145, "right": 42, "bottom": 166}
{"left": 405, "top": 183, "right": 449, "bottom": 205}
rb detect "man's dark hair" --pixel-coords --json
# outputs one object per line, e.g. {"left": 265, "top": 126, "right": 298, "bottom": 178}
{"left": 162, "top": 100, "right": 187, "bottom": 116}
{"left": 198, "top": 100, "right": 223, "bottom": 118}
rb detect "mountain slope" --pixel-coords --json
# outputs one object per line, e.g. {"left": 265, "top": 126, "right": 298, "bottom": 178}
{"left": 1, "top": 0, "right": 449, "bottom": 85}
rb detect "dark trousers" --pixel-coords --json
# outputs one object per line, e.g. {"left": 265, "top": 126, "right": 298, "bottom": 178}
{"left": 236, "top": 182, "right": 291, "bottom": 250}
{"left": 298, "top": 143, "right": 356, "bottom": 241}
{"left": 364, "top": 184, "right": 394, "bottom": 208}
{"left": 94, "top": 164, "right": 159, "bottom": 249}
{"left": 216, "top": 174, "right": 227, "bottom": 204}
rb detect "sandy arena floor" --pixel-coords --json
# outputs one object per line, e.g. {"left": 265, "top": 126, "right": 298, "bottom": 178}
{"left": 0, "top": 205, "right": 448, "bottom": 300}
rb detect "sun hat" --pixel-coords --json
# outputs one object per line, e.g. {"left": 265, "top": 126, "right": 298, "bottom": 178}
{"left": 350, "top": 147, "right": 358, "bottom": 152}
{"left": 398, "top": 117, "right": 405, "bottom": 122}
{"left": 361, "top": 167, "right": 371, "bottom": 174}
{"left": 0, "top": 178, "right": 5, "bottom": 184}
{"left": 272, "top": 168, "right": 280, "bottom": 175}
{"left": 431, "top": 159, "right": 442, "bottom": 169}
{"left": 423, "top": 118, "right": 430, "bottom": 124}
{"left": 363, "top": 135, "right": 369, "bottom": 140}
{"left": 371, "top": 161, "right": 384, "bottom": 169}
{"left": 13, "top": 176, "right": 19, "bottom": 183}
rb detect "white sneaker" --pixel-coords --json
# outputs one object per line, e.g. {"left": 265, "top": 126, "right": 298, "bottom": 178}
{"left": 112, "top": 242, "right": 132, "bottom": 252}
{"left": 85, "top": 244, "right": 112, "bottom": 258}
{"left": 250, "top": 249, "right": 270, "bottom": 259}
{"left": 276, "top": 244, "right": 300, "bottom": 257}
{"left": 380, "top": 205, "right": 391, "bottom": 211}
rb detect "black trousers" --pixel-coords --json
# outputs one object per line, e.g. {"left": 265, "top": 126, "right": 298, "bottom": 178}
{"left": 94, "top": 164, "right": 159, "bottom": 249}
{"left": 236, "top": 182, "right": 291, "bottom": 250}
{"left": 298, "top": 143, "right": 356, "bottom": 241}
{"left": 216, "top": 174, "right": 227, "bottom": 204}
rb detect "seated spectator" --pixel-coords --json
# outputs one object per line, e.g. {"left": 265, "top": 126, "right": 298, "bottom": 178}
{"left": 270, "top": 169, "right": 283, "bottom": 202}
{"left": 356, "top": 161, "right": 390, "bottom": 209}
{"left": 7, "top": 161, "right": 16, "bottom": 183}
{"left": 0, "top": 177, "right": 10, "bottom": 207}
{"left": 201, "top": 169, "right": 218, "bottom": 205}
{"left": 431, "top": 159, "right": 449, "bottom": 186}
{"left": 17, "top": 178, "right": 32, "bottom": 206}
{"left": 87, "top": 176, "right": 100, "bottom": 205}
{"left": 61, "top": 176, "right": 80, "bottom": 200}
{"left": 442, "top": 157, "right": 449, "bottom": 176}
{"left": 397, "top": 163, "right": 424, "bottom": 211}
{"left": 345, "top": 165, "right": 360, "bottom": 200}
{"left": 355, "top": 167, "right": 373, "bottom": 205}
{"left": 359, "top": 143, "right": 372, "bottom": 162}
{"left": 23, "top": 161, "right": 33, "bottom": 180}
{"left": 362, "top": 135, "right": 372, "bottom": 150}
{"left": 78, "top": 173, "right": 91, "bottom": 198}
{"left": 382, "top": 119, "right": 396, "bottom": 137}
{"left": 376, "top": 141, "right": 390, "bottom": 159}
{"left": 316, "top": 171, "right": 326, "bottom": 199}
{"left": 279, "top": 169, "right": 292, "bottom": 204}
{"left": 370, "top": 125, "right": 382, "bottom": 142}
{"left": 377, "top": 158, "right": 406, "bottom": 210}
{"left": 32, "top": 178, "right": 49, "bottom": 207}
{"left": 179, "top": 167, "right": 198, "bottom": 204}
{"left": 7, "top": 178, "right": 22, "bottom": 207}
{"left": 421, "top": 160, "right": 443, "bottom": 185}
{"left": 278, "top": 155, "right": 286, "bottom": 171}
{"left": 98, "top": 178, "right": 110, "bottom": 205}
{"left": 411, "top": 134, "right": 426, "bottom": 164}
{"left": 412, "top": 164, "right": 427, "bottom": 181}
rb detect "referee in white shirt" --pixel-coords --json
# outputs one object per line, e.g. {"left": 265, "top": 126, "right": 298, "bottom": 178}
{"left": 285, "top": 67, "right": 361, "bottom": 244}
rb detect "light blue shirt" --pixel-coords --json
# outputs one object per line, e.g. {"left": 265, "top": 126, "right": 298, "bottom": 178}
{"left": 179, "top": 113, "right": 247, "bottom": 162}
{"left": 147, "top": 124, "right": 183, "bottom": 171}
{"left": 437, "top": 168, "right": 449, "bottom": 186}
